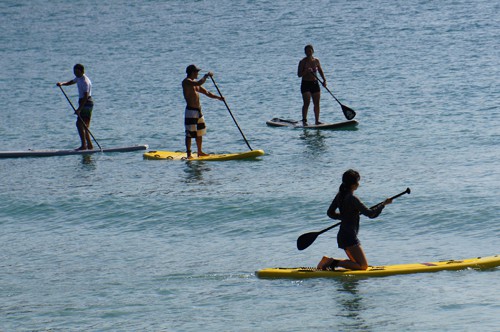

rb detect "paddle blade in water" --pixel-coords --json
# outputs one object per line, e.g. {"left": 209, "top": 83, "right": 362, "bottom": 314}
{"left": 341, "top": 104, "right": 356, "bottom": 120}
{"left": 296, "top": 231, "right": 319, "bottom": 250}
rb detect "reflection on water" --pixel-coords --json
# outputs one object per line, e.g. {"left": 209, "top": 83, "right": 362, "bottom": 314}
{"left": 80, "top": 155, "right": 96, "bottom": 168}
{"left": 183, "top": 161, "right": 211, "bottom": 183}
{"left": 299, "top": 125, "right": 359, "bottom": 157}
{"left": 337, "top": 279, "right": 369, "bottom": 330}
{"left": 300, "top": 130, "right": 327, "bottom": 155}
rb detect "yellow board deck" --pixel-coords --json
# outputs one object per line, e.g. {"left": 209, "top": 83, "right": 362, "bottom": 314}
{"left": 256, "top": 255, "right": 500, "bottom": 279}
{"left": 143, "top": 149, "right": 265, "bottom": 161}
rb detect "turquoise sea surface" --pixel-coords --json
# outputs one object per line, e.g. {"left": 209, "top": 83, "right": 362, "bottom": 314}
{"left": 1, "top": 1, "right": 499, "bottom": 331}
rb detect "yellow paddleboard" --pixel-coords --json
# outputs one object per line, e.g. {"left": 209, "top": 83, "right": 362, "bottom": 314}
{"left": 256, "top": 255, "right": 500, "bottom": 279}
{"left": 143, "top": 149, "right": 265, "bottom": 161}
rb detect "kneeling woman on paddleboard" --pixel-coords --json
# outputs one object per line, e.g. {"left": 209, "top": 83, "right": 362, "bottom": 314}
{"left": 317, "top": 169, "right": 392, "bottom": 270}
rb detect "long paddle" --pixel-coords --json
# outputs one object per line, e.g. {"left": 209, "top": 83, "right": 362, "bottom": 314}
{"left": 209, "top": 75, "right": 253, "bottom": 151}
{"left": 311, "top": 71, "right": 356, "bottom": 120}
{"left": 58, "top": 85, "right": 102, "bottom": 151}
{"left": 296, "top": 187, "right": 411, "bottom": 250}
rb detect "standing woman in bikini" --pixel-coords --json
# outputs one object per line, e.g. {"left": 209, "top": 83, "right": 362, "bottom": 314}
{"left": 297, "top": 44, "right": 327, "bottom": 125}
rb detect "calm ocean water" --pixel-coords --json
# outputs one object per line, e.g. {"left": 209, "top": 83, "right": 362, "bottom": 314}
{"left": 1, "top": 0, "right": 499, "bottom": 331}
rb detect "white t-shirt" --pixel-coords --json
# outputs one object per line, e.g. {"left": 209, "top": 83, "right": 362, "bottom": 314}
{"left": 72, "top": 74, "right": 92, "bottom": 99}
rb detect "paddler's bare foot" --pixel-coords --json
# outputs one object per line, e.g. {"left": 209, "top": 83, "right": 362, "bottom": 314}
{"left": 317, "top": 256, "right": 333, "bottom": 270}
{"left": 315, "top": 121, "right": 323, "bottom": 125}
{"left": 76, "top": 146, "right": 87, "bottom": 151}
{"left": 317, "top": 256, "right": 339, "bottom": 270}
{"left": 87, "top": 144, "right": 94, "bottom": 150}
{"left": 198, "top": 152, "right": 209, "bottom": 157}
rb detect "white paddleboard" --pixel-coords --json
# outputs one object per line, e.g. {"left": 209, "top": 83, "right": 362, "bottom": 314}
{"left": 0, "top": 145, "right": 149, "bottom": 158}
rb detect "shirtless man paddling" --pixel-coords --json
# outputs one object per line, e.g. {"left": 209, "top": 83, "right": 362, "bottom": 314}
{"left": 182, "top": 64, "right": 224, "bottom": 159}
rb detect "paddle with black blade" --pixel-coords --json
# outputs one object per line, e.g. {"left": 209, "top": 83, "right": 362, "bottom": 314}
{"left": 209, "top": 75, "right": 253, "bottom": 151}
{"left": 311, "top": 71, "right": 356, "bottom": 120}
{"left": 296, "top": 187, "right": 411, "bottom": 250}
{"left": 58, "top": 85, "right": 102, "bottom": 151}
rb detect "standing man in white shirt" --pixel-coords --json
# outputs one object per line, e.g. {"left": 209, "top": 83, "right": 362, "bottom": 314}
{"left": 57, "top": 64, "right": 94, "bottom": 150}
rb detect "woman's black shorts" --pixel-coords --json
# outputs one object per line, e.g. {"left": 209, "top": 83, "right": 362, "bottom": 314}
{"left": 301, "top": 80, "right": 320, "bottom": 94}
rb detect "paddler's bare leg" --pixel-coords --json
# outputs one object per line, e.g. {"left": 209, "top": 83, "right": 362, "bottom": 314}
{"left": 312, "top": 91, "right": 322, "bottom": 125}
{"left": 76, "top": 119, "right": 87, "bottom": 150}
{"left": 84, "top": 119, "right": 93, "bottom": 150}
{"left": 337, "top": 245, "right": 368, "bottom": 270}
{"left": 301, "top": 91, "right": 311, "bottom": 125}
{"left": 196, "top": 137, "right": 209, "bottom": 156}
{"left": 185, "top": 137, "right": 193, "bottom": 159}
